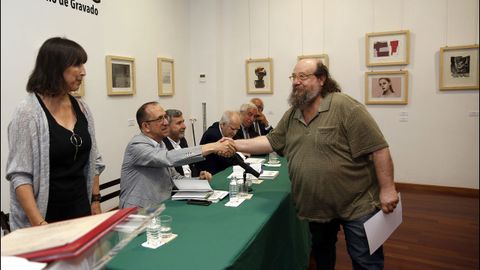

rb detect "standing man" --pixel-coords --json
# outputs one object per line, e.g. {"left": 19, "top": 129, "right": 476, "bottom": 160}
{"left": 197, "top": 111, "right": 241, "bottom": 175}
{"left": 233, "top": 102, "right": 260, "bottom": 140}
{"left": 163, "top": 109, "right": 207, "bottom": 178}
{"left": 250, "top": 97, "right": 273, "bottom": 135}
{"left": 119, "top": 102, "right": 234, "bottom": 209}
{"left": 234, "top": 59, "right": 399, "bottom": 270}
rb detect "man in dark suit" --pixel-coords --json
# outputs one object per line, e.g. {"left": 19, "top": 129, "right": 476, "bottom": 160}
{"left": 250, "top": 98, "right": 273, "bottom": 135}
{"left": 233, "top": 102, "right": 260, "bottom": 140}
{"left": 197, "top": 111, "right": 241, "bottom": 175}
{"left": 163, "top": 109, "right": 209, "bottom": 178}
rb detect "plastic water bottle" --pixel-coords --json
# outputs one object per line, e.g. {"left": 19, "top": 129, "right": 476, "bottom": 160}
{"left": 146, "top": 217, "right": 161, "bottom": 246}
{"left": 229, "top": 177, "right": 239, "bottom": 202}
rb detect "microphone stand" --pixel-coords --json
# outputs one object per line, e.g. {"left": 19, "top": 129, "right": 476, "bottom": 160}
{"left": 189, "top": 118, "right": 197, "bottom": 146}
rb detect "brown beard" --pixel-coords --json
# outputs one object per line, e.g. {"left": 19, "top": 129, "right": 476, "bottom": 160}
{"left": 288, "top": 86, "right": 320, "bottom": 110}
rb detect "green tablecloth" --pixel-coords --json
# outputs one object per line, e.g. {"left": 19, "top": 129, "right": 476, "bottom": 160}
{"left": 106, "top": 157, "right": 310, "bottom": 270}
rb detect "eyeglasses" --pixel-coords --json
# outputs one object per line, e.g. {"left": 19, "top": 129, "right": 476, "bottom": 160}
{"left": 145, "top": 114, "right": 169, "bottom": 124}
{"left": 70, "top": 132, "right": 83, "bottom": 161}
{"left": 288, "top": 73, "right": 315, "bottom": 82}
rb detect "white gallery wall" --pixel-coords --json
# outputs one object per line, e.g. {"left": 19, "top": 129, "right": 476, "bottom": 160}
{"left": 1, "top": 0, "right": 479, "bottom": 212}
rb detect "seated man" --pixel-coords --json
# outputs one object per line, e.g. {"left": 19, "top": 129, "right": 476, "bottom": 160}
{"left": 250, "top": 97, "right": 273, "bottom": 135}
{"left": 233, "top": 102, "right": 260, "bottom": 140}
{"left": 162, "top": 109, "right": 206, "bottom": 178}
{"left": 119, "top": 102, "right": 234, "bottom": 209}
{"left": 197, "top": 111, "right": 241, "bottom": 175}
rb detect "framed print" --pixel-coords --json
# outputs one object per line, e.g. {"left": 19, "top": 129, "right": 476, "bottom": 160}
{"left": 366, "top": 30, "right": 410, "bottom": 66}
{"left": 246, "top": 58, "right": 273, "bottom": 94}
{"left": 106, "top": 55, "right": 136, "bottom": 96}
{"left": 365, "top": 70, "right": 408, "bottom": 105}
{"left": 71, "top": 81, "right": 85, "bottom": 97}
{"left": 439, "top": 45, "right": 479, "bottom": 90}
{"left": 298, "top": 54, "right": 329, "bottom": 68}
{"left": 157, "top": 57, "right": 175, "bottom": 96}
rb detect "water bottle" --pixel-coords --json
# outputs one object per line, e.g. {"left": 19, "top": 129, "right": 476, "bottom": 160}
{"left": 229, "top": 177, "right": 239, "bottom": 202}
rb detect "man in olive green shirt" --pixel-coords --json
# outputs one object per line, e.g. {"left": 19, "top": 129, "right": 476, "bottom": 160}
{"left": 235, "top": 59, "right": 399, "bottom": 270}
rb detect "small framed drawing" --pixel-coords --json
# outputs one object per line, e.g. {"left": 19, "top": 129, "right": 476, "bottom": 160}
{"left": 366, "top": 30, "right": 410, "bottom": 66}
{"left": 365, "top": 70, "right": 408, "bottom": 105}
{"left": 439, "top": 45, "right": 479, "bottom": 90}
{"left": 246, "top": 58, "right": 273, "bottom": 94}
{"left": 106, "top": 55, "right": 136, "bottom": 96}
{"left": 71, "top": 81, "right": 85, "bottom": 97}
{"left": 298, "top": 54, "right": 329, "bottom": 68}
{"left": 157, "top": 57, "right": 175, "bottom": 96}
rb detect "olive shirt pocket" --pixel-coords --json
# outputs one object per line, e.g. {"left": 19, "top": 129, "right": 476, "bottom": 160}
{"left": 315, "top": 126, "right": 338, "bottom": 147}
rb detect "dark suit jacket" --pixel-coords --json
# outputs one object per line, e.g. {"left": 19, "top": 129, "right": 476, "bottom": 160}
{"left": 162, "top": 137, "right": 200, "bottom": 177}
{"left": 255, "top": 121, "right": 272, "bottom": 135}
{"left": 232, "top": 124, "right": 261, "bottom": 140}
{"left": 196, "top": 122, "right": 235, "bottom": 175}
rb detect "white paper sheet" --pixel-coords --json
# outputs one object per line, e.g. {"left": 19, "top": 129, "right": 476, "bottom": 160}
{"left": 363, "top": 193, "right": 402, "bottom": 255}
{"left": 0, "top": 256, "right": 46, "bottom": 270}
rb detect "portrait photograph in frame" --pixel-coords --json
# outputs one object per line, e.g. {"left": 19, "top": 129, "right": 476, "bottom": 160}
{"left": 439, "top": 45, "right": 479, "bottom": 90}
{"left": 246, "top": 58, "right": 273, "bottom": 94}
{"left": 365, "top": 70, "right": 408, "bottom": 105}
{"left": 106, "top": 55, "right": 136, "bottom": 96}
{"left": 298, "top": 54, "right": 329, "bottom": 68}
{"left": 157, "top": 57, "right": 175, "bottom": 96}
{"left": 366, "top": 30, "right": 410, "bottom": 67}
{"left": 71, "top": 80, "right": 85, "bottom": 97}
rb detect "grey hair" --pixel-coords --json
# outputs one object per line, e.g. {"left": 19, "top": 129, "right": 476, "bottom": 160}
{"left": 239, "top": 102, "right": 257, "bottom": 113}
{"left": 220, "top": 111, "right": 240, "bottom": 124}
{"left": 165, "top": 109, "right": 183, "bottom": 124}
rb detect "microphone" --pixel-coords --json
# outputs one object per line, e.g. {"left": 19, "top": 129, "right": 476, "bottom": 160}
{"left": 230, "top": 153, "right": 261, "bottom": 178}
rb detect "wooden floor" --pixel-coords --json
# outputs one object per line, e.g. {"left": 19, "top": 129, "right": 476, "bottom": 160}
{"left": 310, "top": 188, "right": 479, "bottom": 270}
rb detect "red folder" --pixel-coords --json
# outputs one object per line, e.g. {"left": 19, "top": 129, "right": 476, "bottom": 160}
{"left": 13, "top": 207, "right": 137, "bottom": 262}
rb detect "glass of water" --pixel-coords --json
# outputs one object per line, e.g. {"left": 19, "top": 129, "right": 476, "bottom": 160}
{"left": 146, "top": 216, "right": 161, "bottom": 246}
{"left": 159, "top": 215, "right": 173, "bottom": 239}
{"left": 268, "top": 152, "right": 280, "bottom": 164}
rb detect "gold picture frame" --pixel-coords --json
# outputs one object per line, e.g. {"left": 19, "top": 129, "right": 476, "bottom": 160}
{"left": 439, "top": 45, "right": 479, "bottom": 90}
{"left": 366, "top": 30, "right": 410, "bottom": 67}
{"left": 157, "top": 57, "right": 175, "bottom": 96}
{"left": 297, "top": 54, "right": 329, "bottom": 68}
{"left": 365, "top": 70, "right": 408, "bottom": 105}
{"left": 246, "top": 58, "right": 273, "bottom": 94}
{"left": 106, "top": 55, "right": 136, "bottom": 96}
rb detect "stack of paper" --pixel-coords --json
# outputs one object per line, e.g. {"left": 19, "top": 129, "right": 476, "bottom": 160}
{"left": 258, "top": 170, "right": 279, "bottom": 180}
{"left": 244, "top": 157, "right": 266, "bottom": 164}
{"left": 227, "top": 170, "right": 279, "bottom": 180}
{"left": 171, "top": 179, "right": 213, "bottom": 201}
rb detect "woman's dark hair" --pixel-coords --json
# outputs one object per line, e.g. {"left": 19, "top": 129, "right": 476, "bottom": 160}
{"left": 26, "top": 37, "right": 87, "bottom": 96}
{"left": 313, "top": 61, "right": 341, "bottom": 97}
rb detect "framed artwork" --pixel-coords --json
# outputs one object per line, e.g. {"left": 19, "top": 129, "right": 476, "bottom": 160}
{"left": 71, "top": 81, "right": 85, "bottom": 97}
{"left": 366, "top": 30, "right": 410, "bottom": 66}
{"left": 157, "top": 57, "right": 175, "bottom": 96}
{"left": 439, "top": 45, "right": 479, "bottom": 90}
{"left": 365, "top": 70, "right": 408, "bottom": 105}
{"left": 106, "top": 55, "right": 136, "bottom": 96}
{"left": 246, "top": 58, "right": 273, "bottom": 94}
{"left": 298, "top": 54, "right": 329, "bottom": 68}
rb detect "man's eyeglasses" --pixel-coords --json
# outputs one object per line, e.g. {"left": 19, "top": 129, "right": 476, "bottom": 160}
{"left": 288, "top": 73, "right": 315, "bottom": 82}
{"left": 145, "top": 114, "right": 169, "bottom": 124}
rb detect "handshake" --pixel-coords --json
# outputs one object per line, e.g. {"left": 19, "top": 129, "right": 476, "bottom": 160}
{"left": 214, "top": 137, "right": 237, "bottom": 157}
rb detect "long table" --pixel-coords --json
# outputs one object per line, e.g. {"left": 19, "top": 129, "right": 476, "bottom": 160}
{"left": 105, "top": 157, "right": 310, "bottom": 270}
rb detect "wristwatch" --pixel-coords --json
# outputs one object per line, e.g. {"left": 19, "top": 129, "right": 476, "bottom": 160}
{"left": 91, "top": 194, "right": 102, "bottom": 202}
